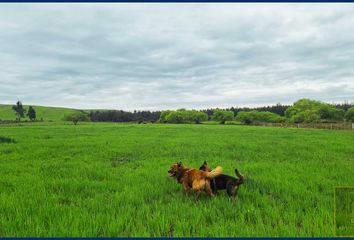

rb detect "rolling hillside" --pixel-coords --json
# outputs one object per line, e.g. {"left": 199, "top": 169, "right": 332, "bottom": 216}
{"left": 0, "top": 104, "right": 86, "bottom": 121}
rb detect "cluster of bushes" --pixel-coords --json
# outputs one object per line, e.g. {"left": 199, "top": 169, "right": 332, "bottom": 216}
{"left": 160, "top": 109, "right": 208, "bottom": 124}
{"left": 160, "top": 99, "right": 354, "bottom": 125}
{"left": 159, "top": 109, "right": 236, "bottom": 124}
{"left": 202, "top": 102, "right": 353, "bottom": 119}
{"left": 236, "top": 111, "right": 285, "bottom": 124}
{"left": 211, "top": 109, "right": 234, "bottom": 124}
{"left": 285, "top": 99, "right": 347, "bottom": 123}
{"left": 236, "top": 99, "right": 354, "bottom": 124}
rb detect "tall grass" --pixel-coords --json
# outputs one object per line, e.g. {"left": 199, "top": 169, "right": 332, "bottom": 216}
{"left": 0, "top": 123, "right": 353, "bottom": 237}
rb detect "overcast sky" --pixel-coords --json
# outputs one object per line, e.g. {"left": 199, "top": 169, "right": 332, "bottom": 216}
{"left": 1, "top": 4, "right": 354, "bottom": 110}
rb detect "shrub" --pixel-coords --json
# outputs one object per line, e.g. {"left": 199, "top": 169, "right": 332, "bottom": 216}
{"left": 64, "top": 112, "right": 90, "bottom": 125}
{"left": 236, "top": 111, "right": 285, "bottom": 124}
{"left": 212, "top": 109, "right": 234, "bottom": 124}
{"left": 165, "top": 111, "right": 185, "bottom": 124}
{"left": 290, "top": 110, "right": 320, "bottom": 123}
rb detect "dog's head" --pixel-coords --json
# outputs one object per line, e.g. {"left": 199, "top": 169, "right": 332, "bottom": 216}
{"left": 199, "top": 161, "right": 212, "bottom": 172}
{"left": 168, "top": 162, "right": 182, "bottom": 177}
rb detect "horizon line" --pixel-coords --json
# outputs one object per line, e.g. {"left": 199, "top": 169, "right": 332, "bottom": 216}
{"left": 1, "top": 98, "right": 354, "bottom": 112}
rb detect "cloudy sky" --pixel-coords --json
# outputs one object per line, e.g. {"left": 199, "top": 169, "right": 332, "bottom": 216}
{"left": 1, "top": 4, "right": 354, "bottom": 110}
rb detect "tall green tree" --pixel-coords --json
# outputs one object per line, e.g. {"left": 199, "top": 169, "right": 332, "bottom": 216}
{"left": 285, "top": 99, "right": 344, "bottom": 123}
{"left": 212, "top": 109, "right": 234, "bottom": 124}
{"left": 159, "top": 110, "right": 172, "bottom": 123}
{"left": 27, "top": 106, "right": 36, "bottom": 121}
{"left": 191, "top": 111, "right": 208, "bottom": 124}
{"left": 12, "top": 101, "right": 26, "bottom": 121}
{"left": 165, "top": 111, "right": 184, "bottom": 124}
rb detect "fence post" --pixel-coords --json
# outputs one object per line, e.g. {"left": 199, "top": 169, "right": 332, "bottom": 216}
{"left": 352, "top": 123, "right": 354, "bottom": 130}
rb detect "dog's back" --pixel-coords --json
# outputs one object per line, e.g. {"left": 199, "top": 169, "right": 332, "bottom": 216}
{"left": 214, "top": 174, "right": 237, "bottom": 189}
{"left": 199, "top": 161, "right": 244, "bottom": 200}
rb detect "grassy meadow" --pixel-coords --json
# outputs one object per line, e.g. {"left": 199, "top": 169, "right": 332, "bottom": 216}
{"left": 0, "top": 122, "right": 353, "bottom": 237}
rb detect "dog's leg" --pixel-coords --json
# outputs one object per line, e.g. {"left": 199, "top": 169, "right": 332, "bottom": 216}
{"left": 194, "top": 189, "right": 201, "bottom": 201}
{"left": 227, "top": 185, "right": 240, "bottom": 202}
{"left": 232, "top": 185, "right": 240, "bottom": 202}
{"left": 182, "top": 182, "right": 191, "bottom": 196}
{"left": 192, "top": 181, "right": 203, "bottom": 201}
{"left": 226, "top": 183, "right": 233, "bottom": 198}
{"left": 205, "top": 181, "right": 214, "bottom": 198}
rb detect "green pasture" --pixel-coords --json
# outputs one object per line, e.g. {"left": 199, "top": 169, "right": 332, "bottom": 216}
{"left": 0, "top": 123, "right": 353, "bottom": 237}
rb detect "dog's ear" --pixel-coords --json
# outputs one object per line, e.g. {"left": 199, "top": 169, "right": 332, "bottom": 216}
{"left": 203, "top": 161, "right": 207, "bottom": 165}
{"left": 177, "top": 162, "right": 182, "bottom": 166}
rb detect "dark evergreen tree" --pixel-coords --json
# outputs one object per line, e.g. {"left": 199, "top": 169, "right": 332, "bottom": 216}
{"left": 89, "top": 110, "right": 160, "bottom": 122}
{"left": 27, "top": 106, "right": 36, "bottom": 121}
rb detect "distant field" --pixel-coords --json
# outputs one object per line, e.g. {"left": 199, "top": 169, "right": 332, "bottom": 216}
{"left": 0, "top": 104, "right": 85, "bottom": 121}
{"left": 0, "top": 123, "right": 353, "bottom": 237}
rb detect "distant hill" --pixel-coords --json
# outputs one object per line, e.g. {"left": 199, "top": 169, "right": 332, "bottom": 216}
{"left": 0, "top": 104, "right": 87, "bottom": 121}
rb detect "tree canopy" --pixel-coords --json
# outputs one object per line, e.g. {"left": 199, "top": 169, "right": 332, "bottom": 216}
{"left": 285, "top": 99, "right": 344, "bottom": 123}
{"left": 27, "top": 106, "right": 36, "bottom": 121}
{"left": 212, "top": 109, "right": 234, "bottom": 124}
{"left": 236, "top": 111, "right": 285, "bottom": 124}
{"left": 90, "top": 110, "right": 160, "bottom": 123}
{"left": 160, "top": 109, "right": 208, "bottom": 124}
{"left": 12, "top": 101, "right": 26, "bottom": 121}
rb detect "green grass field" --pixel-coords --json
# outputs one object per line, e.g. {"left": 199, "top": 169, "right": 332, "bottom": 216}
{"left": 0, "top": 122, "right": 353, "bottom": 237}
{"left": 0, "top": 104, "right": 85, "bottom": 121}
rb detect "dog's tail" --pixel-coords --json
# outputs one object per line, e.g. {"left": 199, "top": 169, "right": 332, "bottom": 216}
{"left": 206, "top": 166, "right": 223, "bottom": 179}
{"left": 235, "top": 169, "right": 244, "bottom": 184}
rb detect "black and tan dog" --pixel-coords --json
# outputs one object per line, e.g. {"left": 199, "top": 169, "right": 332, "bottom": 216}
{"left": 168, "top": 162, "right": 223, "bottom": 200}
{"left": 199, "top": 161, "right": 244, "bottom": 201}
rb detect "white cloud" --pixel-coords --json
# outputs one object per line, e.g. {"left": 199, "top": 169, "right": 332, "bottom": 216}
{"left": 0, "top": 3, "right": 353, "bottom": 110}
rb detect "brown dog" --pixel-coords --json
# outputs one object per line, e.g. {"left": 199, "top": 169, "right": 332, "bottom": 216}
{"left": 168, "top": 162, "right": 223, "bottom": 200}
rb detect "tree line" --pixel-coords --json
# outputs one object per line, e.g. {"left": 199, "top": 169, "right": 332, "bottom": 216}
{"left": 160, "top": 99, "right": 354, "bottom": 124}
{"left": 201, "top": 104, "right": 290, "bottom": 117}
{"left": 88, "top": 110, "right": 161, "bottom": 123}
{"left": 236, "top": 99, "right": 354, "bottom": 124}
{"left": 8, "top": 99, "right": 354, "bottom": 125}
{"left": 87, "top": 104, "right": 293, "bottom": 124}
